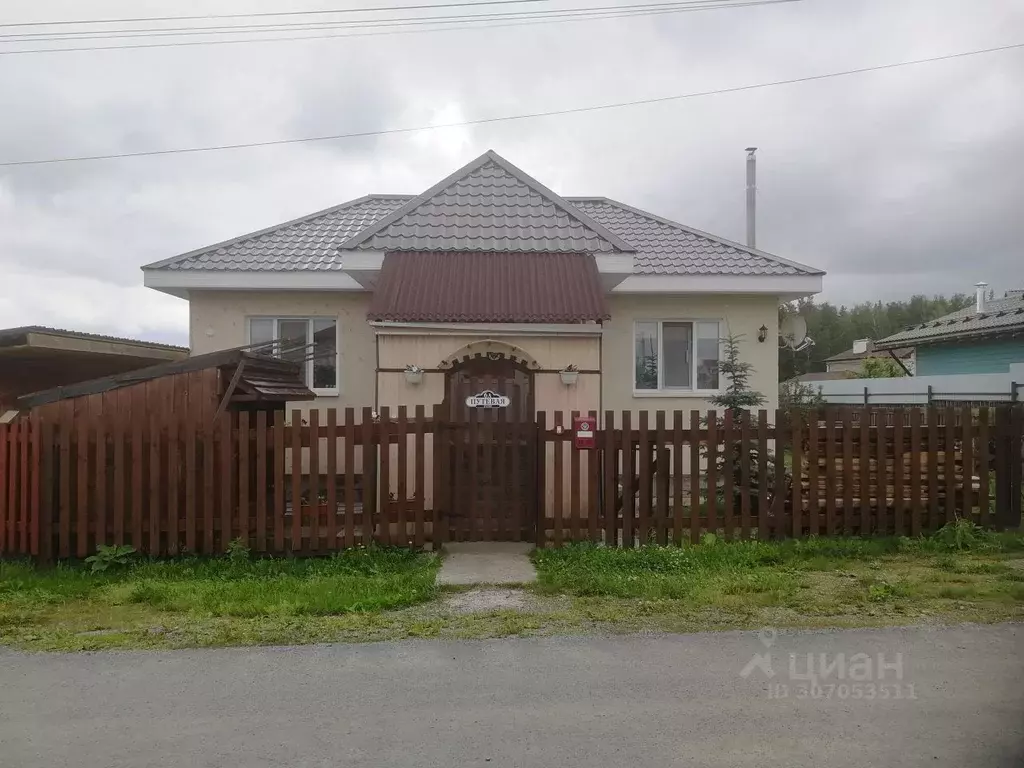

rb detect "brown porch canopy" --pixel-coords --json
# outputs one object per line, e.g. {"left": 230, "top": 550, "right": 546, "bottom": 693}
{"left": 366, "top": 251, "right": 609, "bottom": 323}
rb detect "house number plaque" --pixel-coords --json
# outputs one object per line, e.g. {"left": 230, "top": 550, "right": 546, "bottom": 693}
{"left": 465, "top": 390, "right": 511, "bottom": 408}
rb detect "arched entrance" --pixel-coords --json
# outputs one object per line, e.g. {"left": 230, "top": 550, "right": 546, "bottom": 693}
{"left": 442, "top": 354, "right": 536, "bottom": 542}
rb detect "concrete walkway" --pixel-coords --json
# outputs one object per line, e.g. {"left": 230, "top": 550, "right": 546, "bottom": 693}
{"left": 437, "top": 542, "right": 537, "bottom": 585}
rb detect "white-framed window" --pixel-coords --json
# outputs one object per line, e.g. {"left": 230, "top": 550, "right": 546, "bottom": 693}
{"left": 633, "top": 320, "right": 721, "bottom": 394}
{"left": 248, "top": 317, "right": 339, "bottom": 395}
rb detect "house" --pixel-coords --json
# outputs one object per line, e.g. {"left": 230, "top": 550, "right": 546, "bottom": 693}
{"left": 142, "top": 150, "right": 824, "bottom": 422}
{"left": 0, "top": 326, "right": 186, "bottom": 415}
{"left": 875, "top": 285, "right": 1024, "bottom": 376}
{"left": 825, "top": 339, "right": 915, "bottom": 375}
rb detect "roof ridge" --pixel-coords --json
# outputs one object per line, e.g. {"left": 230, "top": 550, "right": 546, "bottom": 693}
{"left": 142, "top": 194, "right": 397, "bottom": 271}
{"left": 337, "top": 150, "right": 635, "bottom": 253}
{"left": 572, "top": 196, "right": 824, "bottom": 276}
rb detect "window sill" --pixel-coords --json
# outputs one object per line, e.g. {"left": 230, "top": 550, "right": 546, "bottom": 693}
{"left": 632, "top": 390, "right": 722, "bottom": 399}
{"left": 312, "top": 389, "right": 340, "bottom": 398}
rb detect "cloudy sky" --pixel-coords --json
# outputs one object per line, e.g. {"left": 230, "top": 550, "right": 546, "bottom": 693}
{"left": 1, "top": 0, "right": 1021, "bottom": 346}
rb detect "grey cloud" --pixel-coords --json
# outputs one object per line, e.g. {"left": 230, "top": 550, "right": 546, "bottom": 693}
{"left": 1, "top": 0, "right": 1022, "bottom": 337}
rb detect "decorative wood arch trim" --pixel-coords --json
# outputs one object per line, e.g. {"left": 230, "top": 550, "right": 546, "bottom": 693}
{"left": 437, "top": 339, "right": 542, "bottom": 371}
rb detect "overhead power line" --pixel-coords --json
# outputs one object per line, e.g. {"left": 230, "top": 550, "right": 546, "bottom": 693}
{"left": 0, "top": 0, "right": 551, "bottom": 28}
{"left": 2, "top": 41, "right": 1020, "bottom": 168}
{"left": 0, "top": 0, "right": 757, "bottom": 41}
{"left": 0, "top": 0, "right": 789, "bottom": 52}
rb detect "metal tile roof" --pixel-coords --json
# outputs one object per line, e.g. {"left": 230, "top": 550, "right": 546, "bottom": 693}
{"left": 0, "top": 325, "right": 187, "bottom": 352}
{"left": 367, "top": 251, "right": 609, "bottom": 323}
{"left": 566, "top": 198, "right": 822, "bottom": 276}
{"left": 144, "top": 195, "right": 411, "bottom": 271}
{"left": 146, "top": 151, "right": 823, "bottom": 277}
{"left": 340, "top": 151, "right": 631, "bottom": 254}
{"left": 875, "top": 293, "right": 1024, "bottom": 348}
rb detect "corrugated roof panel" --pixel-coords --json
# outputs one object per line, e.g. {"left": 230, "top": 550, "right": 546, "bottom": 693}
{"left": 367, "top": 251, "right": 609, "bottom": 323}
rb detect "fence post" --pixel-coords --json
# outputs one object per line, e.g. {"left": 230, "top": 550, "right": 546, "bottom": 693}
{"left": 535, "top": 411, "right": 547, "bottom": 548}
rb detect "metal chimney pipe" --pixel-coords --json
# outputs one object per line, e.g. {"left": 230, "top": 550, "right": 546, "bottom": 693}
{"left": 745, "top": 147, "right": 757, "bottom": 248}
{"left": 975, "top": 281, "right": 988, "bottom": 313}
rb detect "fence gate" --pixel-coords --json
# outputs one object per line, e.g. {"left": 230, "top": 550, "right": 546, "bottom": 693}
{"left": 443, "top": 358, "right": 536, "bottom": 541}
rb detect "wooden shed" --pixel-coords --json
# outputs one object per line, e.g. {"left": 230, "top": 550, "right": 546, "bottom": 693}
{"left": 15, "top": 346, "right": 314, "bottom": 425}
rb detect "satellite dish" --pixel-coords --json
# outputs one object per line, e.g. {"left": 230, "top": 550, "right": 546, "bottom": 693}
{"left": 779, "top": 315, "right": 808, "bottom": 349}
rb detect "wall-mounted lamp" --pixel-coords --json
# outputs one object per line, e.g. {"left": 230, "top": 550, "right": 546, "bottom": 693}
{"left": 757, "top": 325, "right": 768, "bottom": 343}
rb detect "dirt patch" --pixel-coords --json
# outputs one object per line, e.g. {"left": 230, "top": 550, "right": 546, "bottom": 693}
{"left": 444, "top": 588, "right": 531, "bottom": 614}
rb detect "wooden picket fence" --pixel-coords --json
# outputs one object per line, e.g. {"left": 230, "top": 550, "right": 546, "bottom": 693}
{"left": 1, "top": 405, "right": 1021, "bottom": 562}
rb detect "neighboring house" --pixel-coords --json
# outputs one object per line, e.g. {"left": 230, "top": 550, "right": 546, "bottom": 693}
{"left": 789, "top": 371, "right": 858, "bottom": 384}
{"left": 142, "top": 150, "right": 824, "bottom": 421}
{"left": 875, "top": 288, "right": 1024, "bottom": 376}
{"left": 825, "top": 339, "right": 915, "bottom": 375}
{"left": 0, "top": 326, "right": 186, "bottom": 414}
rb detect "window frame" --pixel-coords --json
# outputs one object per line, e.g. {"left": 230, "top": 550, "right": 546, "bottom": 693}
{"left": 632, "top": 318, "right": 724, "bottom": 397}
{"left": 247, "top": 316, "right": 341, "bottom": 396}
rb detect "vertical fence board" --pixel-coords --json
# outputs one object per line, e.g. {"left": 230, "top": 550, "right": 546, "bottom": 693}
{"left": 75, "top": 413, "right": 89, "bottom": 557}
{"left": 37, "top": 418, "right": 54, "bottom": 561}
{"left": 806, "top": 410, "right": 819, "bottom": 536}
{"left": 1009, "top": 407, "right": 1023, "bottom": 529}
{"left": 506, "top": 408, "right": 519, "bottom": 544}
{"left": 290, "top": 409, "right": 302, "bottom": 552}
{"left": 94, "top": 411, "right": 108, "bottom": 551}
{"left": 823, "top": 408, "right": 836, "bottom": 537}
{"left": 978, "top": 407, "right": 990, "bottom": 528}
{"left": 58, "top": 415, "right": 71, "bottom": 558}
{"left": 552, "top": 411, "right": 564, "bottom": 547}
{"left": 307, "top": 409, "right": 320, "bottom": 552}
{"left": 944, "top": 406, "right": 956, "bottom": 524}
{"left": 875, "top": 409, "right": 888, "bottom": 536}
{"left": 655, "top": 411, "right": 668, "bottom": 545}
{"left": 201, "top": 413, "right": 214, "bottom": 556}
{"left": 535, "top": 411, "right": 547, "bottom": 547}
{"left": 909, "top": 408, "right": 923, "bottom": 537}
{"left": 220, "top": 413, "right": 234, "bottom": 553}
{"left": 255, "top": 411, "right": 267, "bottom": 552}
{"left": 18, "top": 418, "right": 29, "bottom": 555}
{"left": 773, "top": 410, "right": 787, "bottom": 539}
{"left": 841, "top": 408, "right": 854, "bottom": 536}
{"left": 927, "top": 408, "right": 940, "bottom": 533}
{"left": 671, "top": 412, "right": 684, "bottom": 545}
{"left": 344, "top": 408, "right": 356, "bottom": 548}
{"left": 326, "top": 409, "right": 338, "bottom": 550}
{"left": 414, "top": 405, "right": 426, "bottom": 548}
{"left": 361, "top": 407, "right": 376, "bottom": 545}
{"left": 639, "top": 410, "right": 653, "bottom": 545}
{"left": 789, "top": 410, "right": 802, "bottom": 538}
{"left": 620, "top": 411, "right": 633, "bottom": 548}
{"left": 587, "top": 411, "right": 600, "bottom": 543}
{"left": 0, "top": 425, "right": 7, "bottom": 555}
{"left": 705, "top": 411, "right": 718, "bottom": 537}
{"left": 149, "top": 408, "right": 162, "bottom": 555}
{"left": 690, "top": 410, "right": 702, "bottom": 544}
{"left": 182, "top": 391, "right": 195, "bottom": 553}
{"left": 959, "top": 405, "right": 973, "bottom": 524}
{"left": 757, "top": 410, "right": 769, "bottom": 541}
{"left": 379, "top": 407, "right": 392, "bottom": 546}
{"left": 603, "top": 411, "right": 617, "bottom": 547}
{"left": 238, "top": 411, "right": 250, "bottom": 551}
{"left": 273, "top": 410, "right": 285, "bottom": 553}
{"left": 569, "top": 411, "right": 581, "bottom": 543}
{"left": 858, "top": 408, "right": 871, "bottom": 536}
{"left": 396, "top": 406, "right": 408, "bottom": 545}
{"left": 431, "top": 404, "right": 444, "bottom": 547}
{"left": 893, "top": 410, "right": 905, "bottom": 536}
{"left": 165, "top": 408, "right": 177, "bottom": 555}
{"left": 721, "top": 411, "right": 735, "bottom": 540}
{"left": 495, "top": 408, "right": 508, "bottom": 542}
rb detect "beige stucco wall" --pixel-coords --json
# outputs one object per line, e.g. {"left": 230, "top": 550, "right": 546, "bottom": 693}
{"left": 601, "top": 293, "right": 781, "bottom": 418}
{"left": 189, "top": 290, "right": 377, "bottom": 415}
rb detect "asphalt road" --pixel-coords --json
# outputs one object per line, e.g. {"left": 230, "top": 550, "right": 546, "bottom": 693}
{"left": 2, "top": 624, "right": 1022, "bottom": 768}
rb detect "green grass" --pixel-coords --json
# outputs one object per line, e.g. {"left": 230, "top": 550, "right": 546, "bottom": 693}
{"left": 0, "top": 547, "right": 439, "bottom": 648}
{"left": 3, "top": 523, "right": 1023, "bottom": 652}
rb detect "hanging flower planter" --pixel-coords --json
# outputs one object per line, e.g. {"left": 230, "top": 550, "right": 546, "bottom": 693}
{"left": 559, "top": 365, "right": 579, "bottom": 386}
{"left": 404, "top": 365, "right": 424, "bottom": 385}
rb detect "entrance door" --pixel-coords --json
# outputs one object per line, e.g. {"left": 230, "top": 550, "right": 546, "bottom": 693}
{"left": 444, "top": 358, "right": 535, "bottom": 541}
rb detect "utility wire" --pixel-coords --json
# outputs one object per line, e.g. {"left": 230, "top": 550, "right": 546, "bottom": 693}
{"left": 0, "top": 0, "right": 791, "bottom": 53}
{"left": 2, "top": 41, "right": 1020, "bottom": 168}
{"left": 0, "top": 0, "right": 757, "bottom": 41}
{"left": 0, "top": 0, "right": 551, "bottom": 28}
